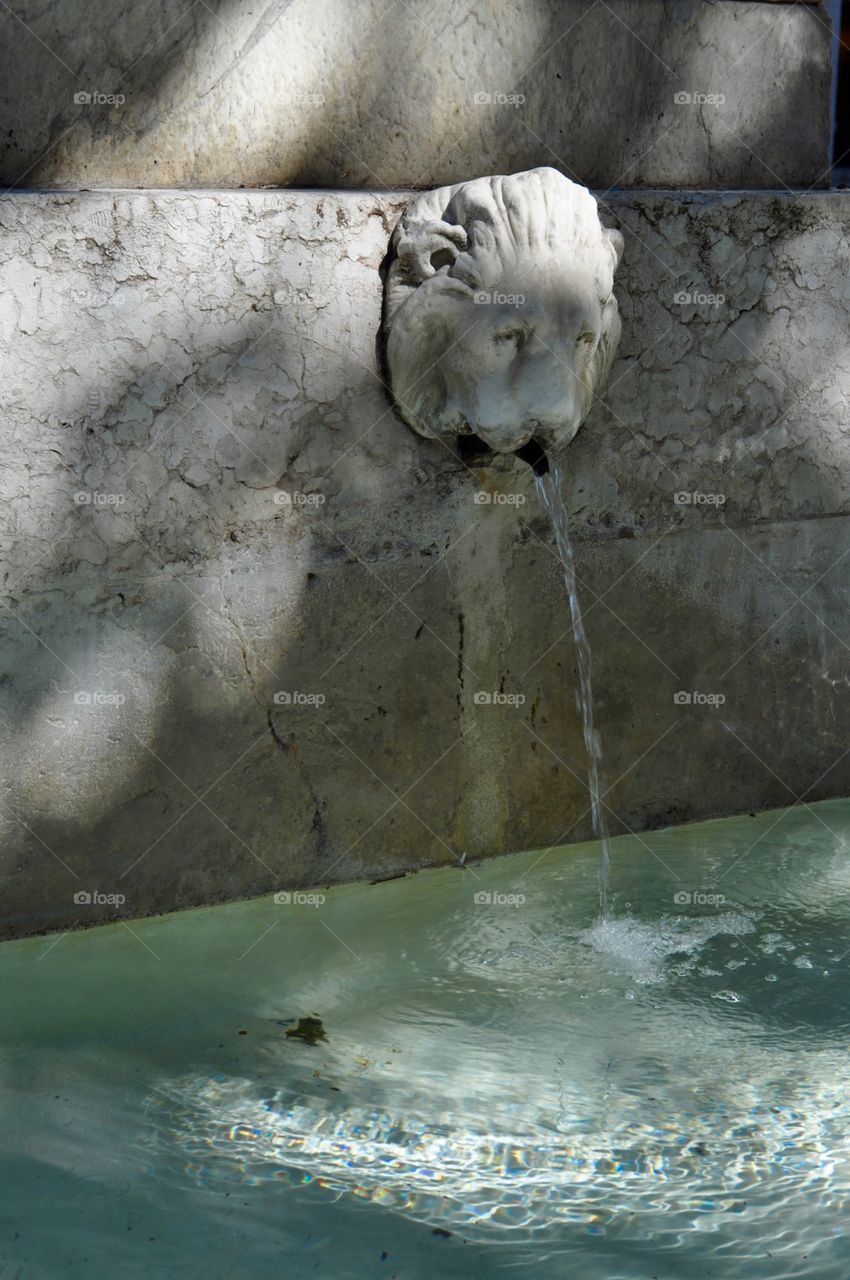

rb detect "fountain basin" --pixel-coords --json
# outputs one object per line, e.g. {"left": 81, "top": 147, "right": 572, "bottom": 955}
{"left": 3, "top": 800, "right": 850, "bottom": 1277}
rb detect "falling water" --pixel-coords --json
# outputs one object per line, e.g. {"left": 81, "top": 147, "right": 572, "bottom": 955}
{"left": 534, "top": 458, "right": 612, "bottom": 918}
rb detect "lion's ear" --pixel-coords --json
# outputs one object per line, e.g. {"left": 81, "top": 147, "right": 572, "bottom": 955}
{"left": 582, "top": 294, "right": 622, "bottom": 418}
{"left": 394, "top": 220, "right": 468, "bottom": 284}
{"left": 604, "top": 227, "right": 624, "bottom": 270}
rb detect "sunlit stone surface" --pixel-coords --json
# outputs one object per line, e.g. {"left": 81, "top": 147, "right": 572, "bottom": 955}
{"left": 0, "top": 0, "right": 832, "bottom": 190}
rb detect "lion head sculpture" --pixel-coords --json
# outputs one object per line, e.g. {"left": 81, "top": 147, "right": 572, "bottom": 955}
{"left": 383, "top": 167, "right": 624, "bottom": 457}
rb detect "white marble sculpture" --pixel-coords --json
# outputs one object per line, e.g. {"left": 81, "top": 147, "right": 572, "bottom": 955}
{"left": 384, "top": 167, "right": 624, "bottom": 456}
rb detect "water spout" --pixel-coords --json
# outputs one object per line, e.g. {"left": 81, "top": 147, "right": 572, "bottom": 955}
{"left": 514, "top": 437, "right": 549, "bottom": 476}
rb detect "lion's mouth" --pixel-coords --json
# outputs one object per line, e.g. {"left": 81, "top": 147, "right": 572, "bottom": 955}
{"left": 454, "top": 431, "right": 549, "bottom": 476}
{"left": 454, "top": 432, "right": 493, "bottom": 464}
{"left": 514, "top": 437, "right": 549, "bottom": 476}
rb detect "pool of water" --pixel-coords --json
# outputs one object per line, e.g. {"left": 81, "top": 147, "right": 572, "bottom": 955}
{"left": 2, "top": 801, "right": 850, "bottom": 1278}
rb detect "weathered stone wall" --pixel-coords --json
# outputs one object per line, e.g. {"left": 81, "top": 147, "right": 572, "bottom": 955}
{"left": 0, "top": 0, "right": 832, "bottom": 191}
{"left": 0, "top": 187, "right": 849, "bottom": 938}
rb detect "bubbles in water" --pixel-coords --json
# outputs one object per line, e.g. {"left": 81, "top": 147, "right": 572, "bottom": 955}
{"left": 761, "top": 933, "right": 796, "bottom": 955}
{"left": 581, "top": 912, "right": 756, "bottom": 984}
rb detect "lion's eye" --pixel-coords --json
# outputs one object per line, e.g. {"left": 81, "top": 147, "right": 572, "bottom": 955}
{"left": 577, "top": 329, "right": 596, "bottom": 346}
{"left": 493, "top": 326, "right": 528, "bottom": 346}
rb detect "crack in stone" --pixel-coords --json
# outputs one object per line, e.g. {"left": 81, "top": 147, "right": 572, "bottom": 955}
{"left": 456, "top": 611, "right": 465, "bottom": 714}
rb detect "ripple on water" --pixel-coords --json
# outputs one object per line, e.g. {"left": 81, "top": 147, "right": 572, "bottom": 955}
{"left": 146, "top": 901, "right": 850, "bottom": 1269}
{"left": 150, "top": 1059, "right": 850, "bottom": 1255}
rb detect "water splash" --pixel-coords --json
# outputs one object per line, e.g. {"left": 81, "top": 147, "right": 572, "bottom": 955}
{"left": 534, "top": 458, "right": 612, "bottom": 917}
{"left": 583, "top": 910, "right": 756, "bottom": 984}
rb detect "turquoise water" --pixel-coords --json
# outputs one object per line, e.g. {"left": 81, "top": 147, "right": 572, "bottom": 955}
{"left": 2, "top": 801, "right": 850, "bottom": 1278}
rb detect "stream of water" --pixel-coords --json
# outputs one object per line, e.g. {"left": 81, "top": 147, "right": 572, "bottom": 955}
{"left": 534, "top": 458, "right": 612, "bottom": 917}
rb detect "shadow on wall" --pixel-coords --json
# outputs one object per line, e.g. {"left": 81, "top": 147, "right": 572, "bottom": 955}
{"left": 1, "top": 0, "right": 231, "bottom": 186}
{"left": 574, "top": 192, "right": 850, "bottom": 526}
{"left": 0, "top": 190, "right": 438, "bottom": 936}
{"left": 0, "top": 0, "right": 832, "bottom": 189}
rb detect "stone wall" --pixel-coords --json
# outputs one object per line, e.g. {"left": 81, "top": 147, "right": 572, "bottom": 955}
{"left": 1, "top": 187, "right": 849, "bottom": 938}
{"left": 0, "top": 0, "right": 832, "bottom": 191}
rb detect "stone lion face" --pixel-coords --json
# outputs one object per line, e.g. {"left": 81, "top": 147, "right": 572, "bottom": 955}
{"left": 384, "top": 168, "right": 623, "bottom": 457}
